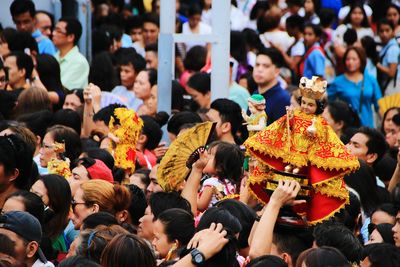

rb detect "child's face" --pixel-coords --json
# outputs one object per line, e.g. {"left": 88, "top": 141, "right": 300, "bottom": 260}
{"left": 303, "top": 27, "right": 318, "bottom": 47}
{"left": 350, "top": 7, "right": 364, "bottom": 26}
{"left": 387, "top": 7, "right": 400, "bottom": 26}
{"left": 130, "top": 28, "right": 143, "bottom": 43}
{"left": 378, "top": 24, "right": 394, "bottom": 44}
{"left": 203, "top": 146, "right": 217, "bottom": 175}
{"left": 300, "top": 96, "right": 317, "bottom": 115}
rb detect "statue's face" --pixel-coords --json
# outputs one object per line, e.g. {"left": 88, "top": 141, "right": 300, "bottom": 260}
{"left": 300, "top": 97, "right": 317, "bottom": 115}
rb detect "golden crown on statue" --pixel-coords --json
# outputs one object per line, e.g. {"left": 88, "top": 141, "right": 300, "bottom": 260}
{"left": 299, "top": 76, "right": 327, "bottom": 101}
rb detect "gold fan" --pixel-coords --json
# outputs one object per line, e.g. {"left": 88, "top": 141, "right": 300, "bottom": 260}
{"left": 157, "top": 121, "right": 216, "bottom": 192}
{"left": 378, "top": 93, "right": 400, "bottom": 116}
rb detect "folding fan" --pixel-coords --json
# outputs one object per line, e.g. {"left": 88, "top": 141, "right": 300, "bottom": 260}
{"left": 378, "top": 93, "right": 400, "bottom": 116}
{"left": 157, "top": 121, "right": 216, "bottom": 192}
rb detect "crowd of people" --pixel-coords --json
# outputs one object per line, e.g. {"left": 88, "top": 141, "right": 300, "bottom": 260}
{"left": 0, "top": 0, "right": 400, "bottom": 266}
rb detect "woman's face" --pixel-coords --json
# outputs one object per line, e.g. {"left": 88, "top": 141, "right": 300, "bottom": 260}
{"left": 304, "top": 0, "right": 315, "bottom": 13}
{"left": 300, "top": 97, "right": 317, "bottom": 115}
{"left": 322, "top": 107, "right": 343, "bottom": 135}
{"left": 366, "top": 229, "right": 384, "bottom": 245}
{"left": 134, "top": 71, "right": 152, "bottom": 100}
{"left": 350, "top": 7, "right": 364, "bottom": 26}
{"left": 71, "top": 187, "right": 94, "bottom": 230}
{"left": 152, "top": 219, "right": 175, "bottom": 258}
{"left": 387, "top": 7, "right": 400, "bottom": 27}
{"left": 303, "top": 27, "right": 318, "bottom": 47}
{"left": 187, "top": 86, "right": 210, "bottom": 109}
{"left": 146, "top": 85, "right": 158, "bottom": 116}
{"left": 384, "top": 109, "right": 399, "bottom": 134}
{"left": 63, "top": 94, "right": 82, "bottom": 111}
{"left": 345, "top": 50, "right": 362, "bottom": 74}
{"left": 39, "top": 133, "right": 57, "bottom": 168}
{"left": 30, "top": 180, "right": 49, "bottom": 206}
{"left": 2, "top": 197, "right": 26, "bottom": 213}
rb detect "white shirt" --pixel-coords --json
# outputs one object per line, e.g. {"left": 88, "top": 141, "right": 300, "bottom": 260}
{"left": 259, "top": 31, "right": 295, "bottom": 53}
{"left": 32, "top": 259, "right": 55, "bottom": 267}
{"left": 338, "top": 4, "right": 372, "bottom": 20}
{"left": 182, "top": 21, "right": 212, "bottom": 52}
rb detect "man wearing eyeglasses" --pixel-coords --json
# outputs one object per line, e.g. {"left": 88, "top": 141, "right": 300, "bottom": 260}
{"left": 10, "top": 0, "right": 56, "bottom": 56}
{"left": 52, "top": 18, "right": 89, "bottom": 90}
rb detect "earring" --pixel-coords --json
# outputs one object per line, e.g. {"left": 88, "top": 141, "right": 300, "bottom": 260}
{"left": 165, "top": 243, "right": 178, "bottom": 261}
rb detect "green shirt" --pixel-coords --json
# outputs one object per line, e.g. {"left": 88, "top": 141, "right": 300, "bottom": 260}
{"left": 55, "top": 46, "right": 89, "bottom": 90}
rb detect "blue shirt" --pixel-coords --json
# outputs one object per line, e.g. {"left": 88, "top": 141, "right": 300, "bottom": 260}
{"left": 257, "top": 82, "right": 291, "bottom": 125}
{"left": 32, "top": 29, "right": 56, "bottom": 55}
{"left": 303, "top": 44, "right": 326, "bottom": 78}
{"left": 111, "top": 85, "right": 143, "bottom": 111}
{"left": 328, "top": 73, "right": 382, "bottom": 127}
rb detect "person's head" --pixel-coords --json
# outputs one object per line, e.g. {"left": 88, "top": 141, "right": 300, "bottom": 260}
{"left": 313, "top": 222, "right": 362, "bottom": 263}
{"left": 72, "top": 180, "right": 131, "bottom": 229}
{"left": 0, "top": 211, "right": 46, "bottom": 265}
{"left": 303, "top": 23, "right": 323, "bottom": 47}
{"left": 167, "top": 111, "right": 203, "bottom": 141}
{"left": 83, "top": 148, "right": 115, "bottom": 171}
{"left": 30, "top": 174, "right": 71, "bottom": 239}
{"left": 378, "top": 18, "right": 396, "bottom": 44}
{"left": 52, "top": 17, "right": 82, "bottom": 48}
{"left": 126, "top": 15, "right": 143, "bottom": 43}
{"left": 138, "top": 115, "right": 163, "bottom": 151}
{"left": 323, "top": 100, "right": 359, "bottom": 137}
{"left": 382, "top": 107, "right": 400, "bottom": 135}
{"left": 133, "top": 68, "right": 157, "bottom": 100}
{"left": 152, "top": 208, "right": 195, "bottom": 259}
{"left": 0, "top": 124, "right": 37, "bottom": 158}
{"left": 257, "top": 5, "right": 281, "bottom": 33}
{"left": 0, "top": 134, "right": 33, "bottom": 191}
{"left": 145, "top": 43, "right": 158, "bottom": 69}
{"left": 207, "top": 99, "right": 243, "bottom": 144}
{"left": 57, "top": 255, "right": 100, "bottom": 267}
{"left": 360, "top": 36, "right": 378, "bottom": 65}
{"left": 392, "top": 210, "right": 400, "bottom": 247}
{"left": 36, "top": 53, "right": 63, "bottom": 93}
{"left": 386, "top": 4, "right": 400, "bottom": 27}
{"left": 35, "top": 11, "right": 53, "bottom": 38}
{"left": 100, "top": 233, "right": 156, "bottom": 267}
{"left": 285, "top": 15, "right": 305, "bottom": 37}
{"left": 371, "top": 203, "right": 397, "bottom": 225}
{"left": 3, "top": 52, "right": 33, "bottom": 89}
{"left": 53, "top": 109, "right": 81, "bottom": 136}
{"left": 361, "top": 243, "right": 400, "bottom": 267}
{"left": 343, "top": 46, "right": 367, "bottom": 74}
{"left": 203, "top": 141, "right": 243, "bottom": 186}
{"left": 346, "top": 127, "right": 388, "bottom": 165}
{"left": 125, "top": 184, "right": 147, "bottom": 226}
{"left": 10, "top": 0, "right": 36, "bottom": 33}
{"left": 39, "top": 125, "right": 82, "bottom": 168}
{"left": 247, "top": 255, "right": 288, "bottom": 267}
{"left": 146, "top": 164, "right": 163, "bottom": 199}
{"left": 186, "top": 72, "right": 211, "bottom": 109}
{"left": 344, "top": 3, "right": 369, "bottom": 28}
{"left": 296, "top": 247, "right": 350, "bottom": 267}
{"left": 142, "top": 13, "right": 159, "bottom": 45}
{"left": 16, "top": 110, "right": 54, "bottom": 148}
{"left": 343, "top": 28, "right": 357, "bottom": 46}
{"left": 183, "top": 46, "right": 207, "bottom": 72}
{"left": 138, "top": 191, "right": 191, "bottom": 241}
{"left": 367, "top": 223, "right": 395, "bottom": 245}
{"left": 253, "top": 48, "right": 283, "bottom": 88}
{"left": 77, "top": 224, "right": 128, "bottom": 263}
{"left": 63, "top": 89, "right": 84, "bottom": 111}
{"left": 92, "top": 103, "right": 126, "bottom": 134}
{"left": 2, "top": 191, "right": 44, "bottom": 224}
{"left": 118, "top": 52, "right": 146, "bottom": 89}
{"left": 16, "top": 87, "right": 52, "bottom": 117}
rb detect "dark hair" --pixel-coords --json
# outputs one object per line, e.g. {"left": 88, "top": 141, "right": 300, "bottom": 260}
{"left": 344, "top": 160, "right": 382, "bottom": 216}
{"left": 167, "top": 111, "right": 203, "bottom": 136}
{"left": 82, "top": 212, "right": 119, "bottom": 230}
{"left": 6, "top": 51, "right": 34, "bottom": 80}
{"left": 256, "top": 47, "right": 284, "bottom": 68}
{"left": 257, "top": 7, "right": 281, "bottom": 33}
{"left": 319, "top": 8, "right": 336, "bottom": 28}
{"left": 126, "top": 184, "right": 147, "bottom": 226}
{"left": 117, "top": 52, "right": 146, "bottom": 74}
{"left": 46, "top": 125, "right": 82, "bottom": 164}
{"left": 142, "top": 68, "right": 157, "bottom": 87}
{"left": 0, "top": 134, "right": 33, "bottom": 190}
{"left": 36, "top": 54, "right": 64, "bottom": 94}
{"left": 343, "top": 46, "right": 367, "bottom": 73}
{"left": 10, "top": 0, "right": 36, "bottom": 17}
{"left": 89, "top": 51, "right": 118, "bottom": 92}
{"left": 355, "top": 127, "right": 388, "bottom": 164}
{"left": 333, "top": 191, "right": 361, "bottom": 232}
{"left": 58, "top": 255, "right": 100, "bottom": 267}
{"left": 343, "top": 3, "right": 370, "bottom": 28}
{"left": 7, "top": 31, "right": 38, "bottom": 54}
{"left": 378, "top": 17, "right": 396, "bottom": 30}
{"left": 5, "top": 191, "right": 44, "bottom": 223}
{"left": 371, "top": 203, "right": 397, "bottom": 219}
{"left": 210, "top": 98, "right": 243, "bottom": 142}
{"left": 100, "top": 233, "right": 156, "bottom": 267}
{"left": 286, "top": 15, "right": 305, "bottom": 31}
{"left": 327, "top": 100, "right": 360, "bottom": 129}
{"left": 230, "top": 31, "right": 247, "bottom": 65}
{"left": 125, "top": 15, "right": 143, "bottom": 32}
{"left": 171, "top": 81, "right": 186, "bottom": 112}
{"left": 360, "top": 36, "right": 379, "bottom": 64}
{"left": 207, "top": 141, "right": 243, "bottom": 187}
{"left": 17, "top": 110, "right": 54, "bottom": 141}
{"left": 40, "top": 174, "right": 72, "bottom": 239}
{"left": 143, "top": 12, "right": 160, "bottom": 27}
{"left": 296, "top": 246, "right": 350, "bottom": 267}
{"left": 386, "top": 4, "right": 400, "bottom": 24}
{"left": 84, "top": 148, "right": 114, "bottom": 171}
{"left": 188, "top": 4, "right": 202, "bottom": 17}
{"left": 53, "top": 109, "right": 81, "bottom": 136}
{"left": 362, "top": 243, "right": 400, "bottom": 266}
{"left": 313, "top": 222, "right": 362, "bottom": 263}
{"left": 298, "top": 96, "right": 324, "bottom": 115}
{"left": 183, "top": 46, "right": 207, "bottom": 71}
{"left": 0, "top": 233, "right": 16, "bottom": 258}
{"left": 303, "top": 22, "right": 323, "bottom": 39}
{"left": 149, "top": 192, "right": 192, "bottom": 220}
{"left": 59, "top": 17, "right": 82, "bottom": 45}
{"left": 247, "top": 255, "right": 288, "bottom": 267}
{"left": 215, "top": 199, "right": 256, "bottom": 249}
{"left": 343, "top": 28, "right": 358, "bottom": 46}
{"left": 140, "top": 115, "right": 162, "bottom": 150}
{"left": 187, "top": 72, "right": 211, "bottom": 95}
{"left": 93, "top": 103, "right": 126, "bottom": 125}
{"left": 157, "top": 208, "right": 195, "bottom": 246}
